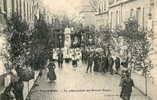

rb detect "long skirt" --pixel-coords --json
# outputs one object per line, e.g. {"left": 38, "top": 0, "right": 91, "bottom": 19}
{"left": 47, "top": 70, "right": 56, "bottom": 81}
{"left": 120, "top": 92, "right": 131, "bottom": 100}
{"left": 72, "top": 60, "right": 77, "bottom": 67}
{"left": 93, "top": 62, "right": 99, "bottom": 72}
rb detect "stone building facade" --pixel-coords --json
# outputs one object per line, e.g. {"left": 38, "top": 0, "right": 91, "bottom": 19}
{"left": 94, "top": 0, "right": 157, "bottom": 73}
{"left": 0, "top": 0, "right": 39, "bottom": 24}
{"left": 95, "top": 0, "right": 154, "bottom": 31}
{"left": 0, "top": 0, "right": 40, "bottom": 88}
{"left": 79, "top": 0, "right": 97, "bottom": 28}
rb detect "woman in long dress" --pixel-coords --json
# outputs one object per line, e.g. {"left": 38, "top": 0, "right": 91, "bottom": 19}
{"left": 47, "top": 62, "right": 56, "bottom": 83}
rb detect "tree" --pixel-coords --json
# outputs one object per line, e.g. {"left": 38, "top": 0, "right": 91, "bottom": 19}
{"left": 4, "top": 13, "right": 53, "bottom": 70}
{"left": 5, "top": 13, "right": 29, "bottom": 67}
{"left": 0, "top": 34, "right": 11, "bottom": 71}
{"left": 30, "top": 14, "right": 52, "bottom": 69}
{"left": 95, "top": 17, "right": 153, "bottom": 95}
{"left": 118, "top": 18, "right": 153, "bottom": 72}
{"left": 94, "top": 25, "right": 114, "bottom": 56}
{"left": 116, "top": 17, "right": 153, "bottom": 96}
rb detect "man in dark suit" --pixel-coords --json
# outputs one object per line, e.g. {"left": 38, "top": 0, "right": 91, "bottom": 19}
{"left": 58, "top": 52, "right": 63, "bottom": 68}
{"left": 86, "top": 54, "right": 93, "bottom": 73}
{"left": 102, "top": 55, "right": 108, "bottom": 73}
{"left": 115, "top": 57, "right": 120, "bottom": 74}
{"left": 108, "top": 56, "right": 114, "bottom": 74}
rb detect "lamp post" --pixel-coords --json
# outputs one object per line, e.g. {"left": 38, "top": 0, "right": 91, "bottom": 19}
{"left": 143, "top": 65, "right": 148, "bottom": 96}
{"left": 58, "top": 34, "right": 62, "bottom": 50}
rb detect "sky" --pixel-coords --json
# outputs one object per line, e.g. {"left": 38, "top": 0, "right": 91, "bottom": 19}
{"left": 41, "top": 0, "right": 85, "bottom": 16}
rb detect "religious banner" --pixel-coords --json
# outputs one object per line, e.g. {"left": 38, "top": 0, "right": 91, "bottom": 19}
{"left": 71, "top": 34, "right": 81, "bottom": 48}
{"left": 86, "top": 33, "right": 95, "bottom": 46}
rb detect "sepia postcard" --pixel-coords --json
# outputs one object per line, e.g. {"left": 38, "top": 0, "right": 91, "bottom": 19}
{"left": 0, "top": 0, "right": 157, "bottom": 100}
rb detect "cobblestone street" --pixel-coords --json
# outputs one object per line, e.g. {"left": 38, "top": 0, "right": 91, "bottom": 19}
{"left": 29, "top": 61, "right": 149, "bottom": 100}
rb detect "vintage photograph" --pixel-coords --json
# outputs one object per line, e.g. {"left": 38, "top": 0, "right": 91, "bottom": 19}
{"left": 0, "top": 0, "right": 157, "bottom": 100}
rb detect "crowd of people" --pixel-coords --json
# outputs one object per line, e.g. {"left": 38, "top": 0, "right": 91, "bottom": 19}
{"left": 0, "top": 59, "right": 57, "bottom": 100}
{"left": 82, "top": 50, "right": 125, "bottom": 74}
{"left": 44, "top": 48, "right": 135, "bottom": 100}
{"left": 0, "top": 48, "right": 135, "bottom": 100}
{"left": 82, "top": 49, "right": 135, "bottom": 100}
{"left": 55, "top": 48, "right": 130, "bottom": 76}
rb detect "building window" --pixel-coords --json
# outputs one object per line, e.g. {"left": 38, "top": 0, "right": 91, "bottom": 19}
{"left": 142, "top": 7, "right": 144, "bottom": 29}
{"left": 130, "top": 9, "right": 134, "bottom": 17}
{"left": 29, "top": 5, "right": 32, "bottom": 20}
{"left": 0, "top": 0, "right": 3, "bottom": 12}
{"left": 23, "top": 1, "right": 26, "bottom": 19}
{"left": 3, "top": 0, "right": 7, "bottom": 13}
{"left": 0, "top": 14, "right": 6, "bottom": 25}
{"left": 98, "top": 3, "right": 101, "bottom": 14}
{"left": 109, "top": 0, "right": 115, "bottom": 5}
{"left": 104, "top": 0, "right": 106, "bottom": 11}
{"left": 27, "top": 2, "right": 29, "bottom": 21}
{"left": 11, "top": 0, "right": 15, "bottom": 13}
{"left": 16, "top": 0, "right": 19, "bottom": 15}
{"left": 117, "top": 0, "right": 122, "bottom": 1}
{"left": 116, "top": 10, "right": 118, "bottom": 26}
{"left": 110, "top": 12, "right": 113, "bottom": 28}
{"left": 101, "top": 2, "right": 103, "bottom": 13}
{"left": 136, "top": 7, "right": 141, "bottom": 25}
{"left": 150, "top": 0, "right": 154, "bottom": 5}
{"left": 102, "top": 1, "right": 104, "bottom": 12}
{"left": 119, "top": 10, "right": 121, "bottom": 24}
{"left": 19, "top": 0, "right": 22, "bottom": 16}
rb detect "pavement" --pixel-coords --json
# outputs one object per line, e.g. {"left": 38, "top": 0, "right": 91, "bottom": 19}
{"left": 0, "top": 75, "right": 5, "bottom": 94}
{"left": 24, "top": 71, "right": 39, "bottom": 100}
{"left": 29, "top": 61, "right": 150, "bottom": 100}
{"left": 131, "top": 72, "right": 157, "bottom": 100}
{"left": 0, "top": 71, "right": 39, "bottom": 100}
{"left": 0, "top": 73, "right": 10, "bottom": 95}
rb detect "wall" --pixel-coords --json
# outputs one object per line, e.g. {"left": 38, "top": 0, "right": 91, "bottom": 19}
{"left": 95, "top": 0, "right": 157, "bottom": 84}
{"left": 0, "top": 34, "right": 8, "bottom": 94}
{"left": 79, "top": 2, "right": 97, "bottom": 28}
{"left": 0, "top": 0, "right": 36, "bottom": 24}
{"left": 95, "top": 0, "right": 151, "bottom": 30}
{"left": 0, "top": 34, "right": 7, "bottom": 76}
{"left": 82, "top": 11, "right": 96, "bottom": 27}
{"left": 107, "top": 0, "right": 150, "bottom": 29}
{"left": 150, "top": 0, "right": 157, "bottom": 85}
{"left": 95, "top": 12, "right": 109, "bottom": 31}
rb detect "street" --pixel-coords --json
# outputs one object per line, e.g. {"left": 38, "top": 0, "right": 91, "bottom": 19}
{"left": 0, "top": 0, "right": 157, "bottom": 100}
{"left": 29, "top": 61, "right": 149, "bottom": 100}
